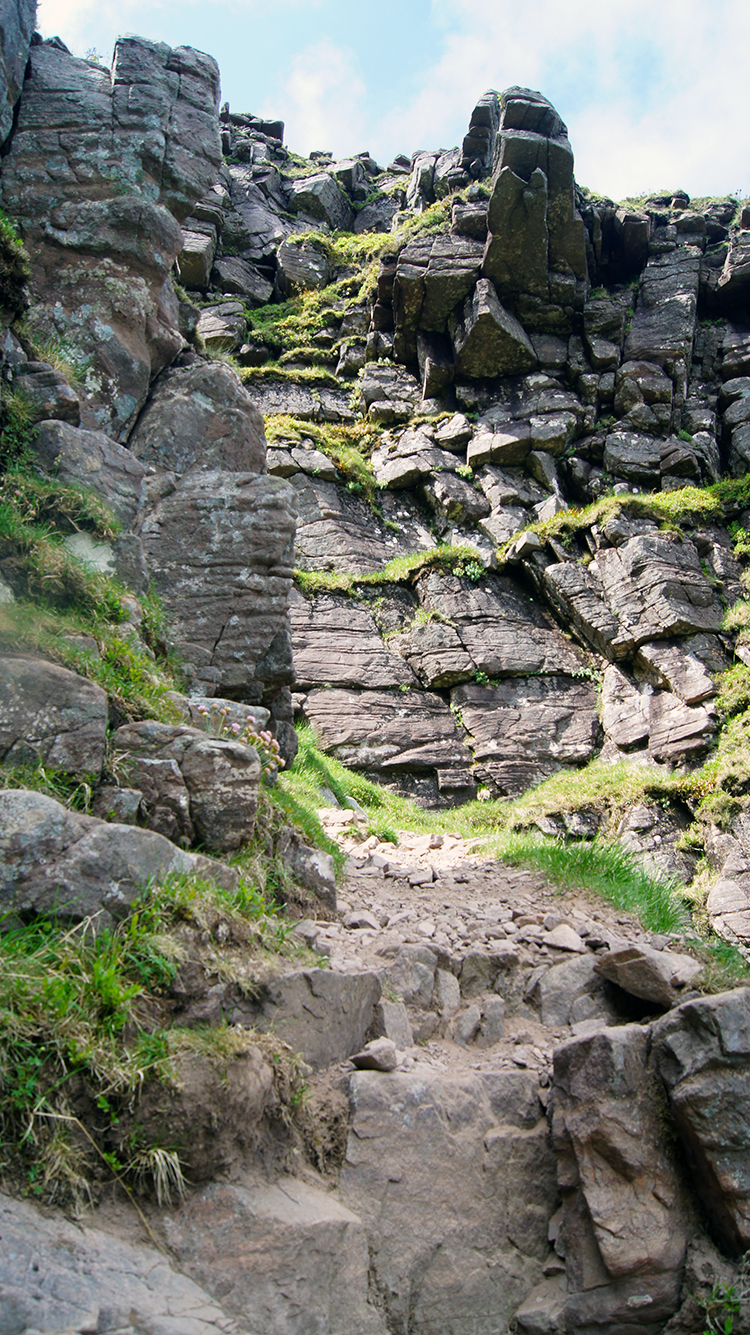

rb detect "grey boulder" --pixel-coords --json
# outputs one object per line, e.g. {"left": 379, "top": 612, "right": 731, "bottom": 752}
{"left": 0, "top": 788, "right": 237, "bottom": 929}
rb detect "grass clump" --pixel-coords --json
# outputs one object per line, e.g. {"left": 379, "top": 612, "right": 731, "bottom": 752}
{"left": 265, "top": 414, "right": 382, "bottom": 500}
{"left": 0, "top": 464, "right": 182, "bottom": 722}
{"left": 0, "top": 600, "right": 181, "bottom": 725}
{"left": 239, "top": 363, "right": 341, "bottom": 389}
{"left": 0, "top": 869, "right": 301, "bottom": 1207}
{"left": 294, "top": 543, "right": 487, "bottom": 595}
{"left": 0, "top": 388, "right": 35, "bottom": 469}
{"left": 0, "top": 208, "right": 30, "bottom": 321}
{"left": 500, "top": 832, "right": 689, "bottom": 935}
{"left": 496, "top": 476, "right": 750, "bottom": 566}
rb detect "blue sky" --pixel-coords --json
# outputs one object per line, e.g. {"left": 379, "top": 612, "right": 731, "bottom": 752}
{"left": 37, "top": 0, "right": 750, "bottom": 201}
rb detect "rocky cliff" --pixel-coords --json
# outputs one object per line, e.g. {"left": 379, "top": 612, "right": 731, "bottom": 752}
{"left": 2, "top": 5, "right": 750, "bottom": 1334}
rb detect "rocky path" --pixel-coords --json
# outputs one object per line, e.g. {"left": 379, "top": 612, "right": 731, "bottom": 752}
{"left": 297, "top": 807, "right": 702, "bottom": 1085}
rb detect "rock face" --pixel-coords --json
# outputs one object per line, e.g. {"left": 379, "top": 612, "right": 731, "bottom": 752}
{"left": 165, "top": 1178, "right": 387, "bottom": 1335}
{"left": 0, "top": 655, "right": 108, "bottom": 773}
{"left": 0, "top": 1192, "right": 247, "bottom": 1335}
{"left": 340, "top": 1069, "right": 555, "bottom": 1335}
{"left": 6, "top": 45, "right": 750, "bottom": 1335}
{"left": 1, "top": 36, "right": 221, "bottom": 437}
{"left": 139, "top": 468, "right": 297, "bottom": 733}
{"left": 653, "top": 988, "right": 750, "bottom": 1255}
{"left": 0, "top": 0, "right": 34, "bottom": 146}
{"left": 0, "top": 788, "right": 237, "bottom": 928}
{"left": 129, "top": 357, "right": 267, "bottom": 475}
{"left": 552, "top": 1024, "right": 692, "bottom": 1333}
{"left": 113, "top": 719, "right": 262, "bottom": 852}
{"left": 483, "top": 88, "right": 587, "bottom": 326}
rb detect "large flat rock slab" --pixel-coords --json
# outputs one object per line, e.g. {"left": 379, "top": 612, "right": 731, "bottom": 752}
{"left": 417, "top": 571, "right": 586, "bottom": 677}
{"left": 165, "top": 1178, "right": 386, "bottom": 1335}
{"left": 228, "top": 968, "right": 381, "bottom": 1070}
{"left": 291, "top": 474, "right": 434, "bottom": 574}
{"left": 596, "top": 534, "right": 722, "bottom": 644}
{"left": 139, "top": 471, "right": 296, "bottom": 705}
{"left": 0, "top": 1192, "right": 245, "bottom": 1335}
{"left": 553, "top": 1024, "right": 691, "bottom": 1332}
{"left": 451, "top": 676, "right": 599, "bottom": 795}
{"left": 339, "top": 1069, "right": 553, "bottom": 1335}
{"left": 301, "top": 686, "right": 473, "bottom": 775}
{"left": 290, "top": 589, "right": 417, "bottom": 689}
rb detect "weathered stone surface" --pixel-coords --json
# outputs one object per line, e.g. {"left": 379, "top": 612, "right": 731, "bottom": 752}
{"left": 130, "top": 358, "right": 266, "bottom": 475}
{"left": 230, "top": 968, "right": 381, "bottom": 1070}
{"left": 302, "top": 686, "right": 472, "bottom": 777}
{"left": 340, "top": 1070, "right": 554, "bottom": 1335}
{"left": 197, "top": 300, "right": 246, "bottom": 352}
{"left": 0, "top": 655, "right": 107, "bottom": 773}
{"left": 224, "top": 165, "right": 292, "bottom": 265}
{"left": 553, "top": 1024, "right": 691, "bottom": 1330}
{"left": 0, "top": 1192, "right": 246, "bottom": 1335}
{"left": 291, "top": 473, "right": 432, "bottom": 574}
{"left": 113, "top": 719, "right": 260, "bottom": 852}
{"left": 417, "top": 571, "right": 586, "bottom": 678}
{"left": 603, "top": 430, "right": 662, "bottom": 486}
{"left": 276, "top": 235, "right": 331, "bottom": 295}
{"left": 718, "top": 235, "right": 750, "bottom": 310}
{"left": 601, "top": 664, "right": 650, "bottom": 749}
{"left": 211, "top": 254, "right": 274, "bottom": 304}
{"left": 596, "top": 534, "right": 722, "bottom": 643}
{"left": 648, "top": 689, "right": 716, "bottom": 763}
{"left": 165, "top": 1178, "right": 387, "bottom": 1335}
{"left": 393, "top": 233, "right": 484, "bottom": 362}
{"left": 653, "top": 987, "right": 750, "bottom": 1253}
{"left": 351, "top": 1036, "right": 399, "bottom": 1071}
{"left": 421, "top": 470, "right": 491, "bottom": 526}
{"left": 461, "top": 88, "right": 501, "bottom": 177}
{"left": 706, "top": 877, "right": 750, "bottom": 945}
{"left": 289, "top": 171, "right": 353, "bottom": 230}
{"left": 1, "top": 38, "right": 221, "bottom": 437}
{"left": 138, "top": 472, "right": 296, "bottom": 709}
{"left": 360, "top": 361, "right": 421, "bottom": 412}
{"left": 624, "top": 247, "right": 701, "bottom": 405}
{"left": 390, "top": 619, "right": 475, "bottom": 688}
{"left": 32, "top": 419, "right": 145, "bottom": 528}
{"left": 636, "top": 639, "right": 716, "bottom": 704}
{"left": 0, "top": 788, "right": 236, "bottom": 928}
{"left": 542, "top": 561, "right": 634, "bottom": 660}
{"left": 483, "top": 88, "right": 587, "bottom": 311}
{"left": 452, "top": 676, "right": 599, "bottom": 795}
{"left": 0, "top": 0, "right": 35, "bottom": 147}
{"left": 178, "top": 225, "right": 216, "bottom": 288}
{"left": 387, "top": 943, "right": 438, "bottom": 1007}
{"left": 451, "top": 278, "right": 537, "bottom": 378}
{"left": 468, "top": 422, "right": 532, "bottom": 467}
{"left": 370, "top": 999, "right": 413, "bottom": 1049}
{"left": 594, "top": 943, "right": 702, "bottom": 1008}
{"left": 537, "top": 954, "right": 618, "bottom": 1030}
{"left": 290, "top": 589, "right": 416, "bottom": 690}
{"left": 12, "top": 360, "right": 80, "bottom": 424}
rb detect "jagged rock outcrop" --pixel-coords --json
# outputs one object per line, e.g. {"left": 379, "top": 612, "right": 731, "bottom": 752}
{"left": 0, "top": 36, "right": 221, "bottom": 437}
{"left": 5, "top": 31, "right": 750, "bottom": 1335}
{"left": 0, "top": 0, "right": 34, "bottom": 146}
{"left": 483, "top": 88, "right": 588, "bottom": 324}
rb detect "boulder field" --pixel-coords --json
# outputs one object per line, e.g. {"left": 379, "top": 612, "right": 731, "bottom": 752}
{"left": 1, "top": 6, "right": 750, "bottom": 1333}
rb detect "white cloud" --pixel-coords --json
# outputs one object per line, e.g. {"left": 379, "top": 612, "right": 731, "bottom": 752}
{"left": 374, "top": 0, "right": 750, "bottom": 197}
{"left": 263, "top": 39, "right": 366, "bottom": 159}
